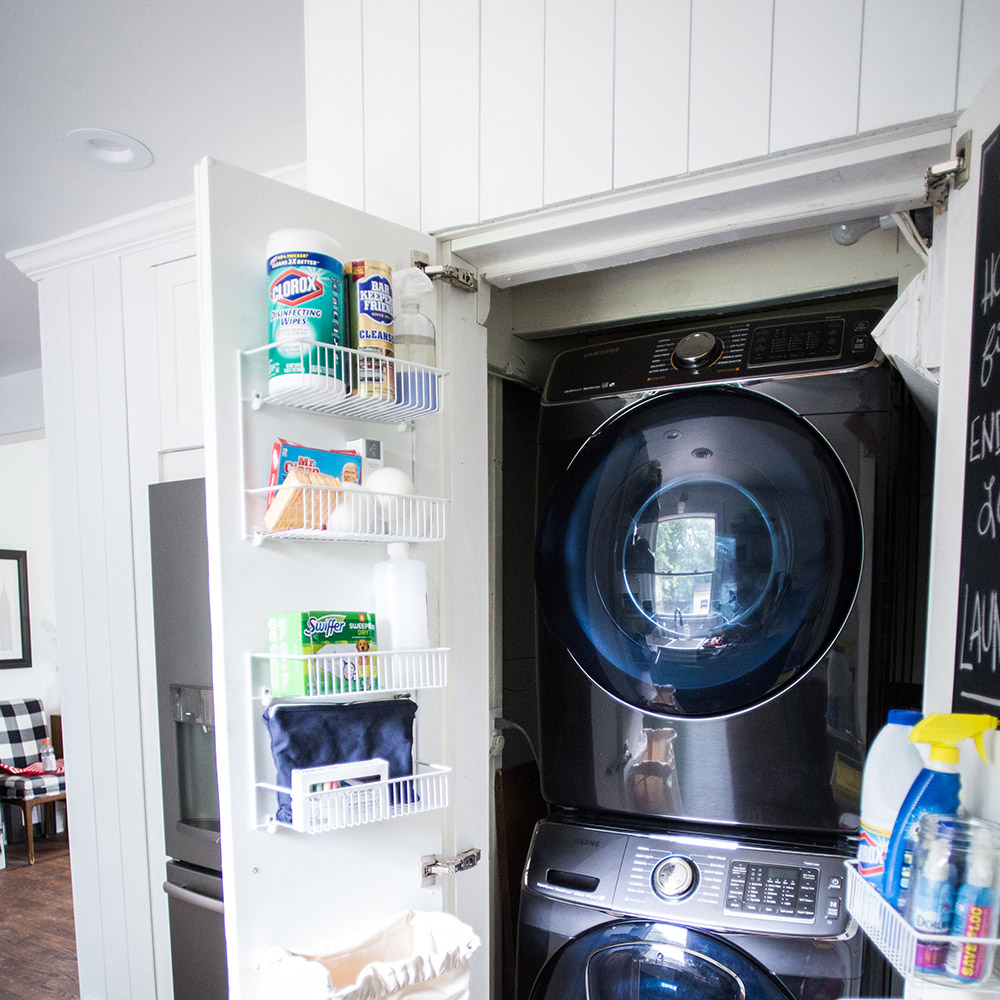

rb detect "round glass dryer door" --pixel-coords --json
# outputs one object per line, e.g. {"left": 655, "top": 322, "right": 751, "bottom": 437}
{"left": 529, "top": 921, "right": 795, "bottom": 1000}
{"left": 536, "top": 387, "right": 863, "bottom": 717}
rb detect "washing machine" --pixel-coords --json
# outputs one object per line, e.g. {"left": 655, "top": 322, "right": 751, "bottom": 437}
{"left": 534, "top": 307, "right": 926, "bottom": 835}
{"left": 517, "top": 814, "right": 860, "bottom": 1000}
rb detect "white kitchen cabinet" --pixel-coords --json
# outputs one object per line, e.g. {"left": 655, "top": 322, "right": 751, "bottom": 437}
{"left": 195, "top": 157, "right": 491, "bottom": 999}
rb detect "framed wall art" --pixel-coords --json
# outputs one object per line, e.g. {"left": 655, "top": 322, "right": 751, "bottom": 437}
{"left": 0, "top": 550, "right": 31, "bottom": 670}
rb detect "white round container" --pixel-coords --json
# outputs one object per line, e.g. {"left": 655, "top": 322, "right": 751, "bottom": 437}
{"left": 858, "top": 708, "right": 925, "bottom": 884}
{"left": 266, "top": 228, "right": 346, "bottom": 396}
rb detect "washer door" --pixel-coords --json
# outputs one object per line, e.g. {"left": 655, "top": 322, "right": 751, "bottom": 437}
{"left": 529, "top": 921, "right": 794, "bottom": 1000}
{"left": 536, "top": 387, "right": 863, "bottom": 717}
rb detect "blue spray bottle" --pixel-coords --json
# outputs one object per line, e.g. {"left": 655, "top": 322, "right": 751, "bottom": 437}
{"left": 881, "top": 713, "right": 997, "bottom": 911}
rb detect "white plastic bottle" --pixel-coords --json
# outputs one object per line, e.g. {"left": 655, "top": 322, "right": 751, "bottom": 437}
{"left": 40, "top": 737, "right": 56, "bottom": 771}
{"left": 373, "top": 542, "right": 429, "bottom": 650}
{"left": 857, "top": 708, "right": 924, "bottom": 885}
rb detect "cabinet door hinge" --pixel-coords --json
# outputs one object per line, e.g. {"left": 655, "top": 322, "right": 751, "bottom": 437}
{"left": 411, "top": 252, "right": 478, "bottom": 292}
{"left": 421, "top": 848, "right": 482, "bottom": 885}
{"left": 925, "top": 130, "right": 972, "bottom": 208}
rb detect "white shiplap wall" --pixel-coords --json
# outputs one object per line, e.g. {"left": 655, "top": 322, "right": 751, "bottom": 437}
{"left": 306, "top": 0, "right": 1000, "bottom": 237}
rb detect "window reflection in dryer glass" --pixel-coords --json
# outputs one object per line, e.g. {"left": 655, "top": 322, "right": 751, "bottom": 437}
{"left": 623, "top": 480, "right": 777, "bottom": 651}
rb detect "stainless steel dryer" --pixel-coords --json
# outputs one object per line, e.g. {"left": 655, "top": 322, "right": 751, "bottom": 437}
{"left": 517, "top": 815, "right": 860, "bottom": 1000}
{"left": 534, "top": 308, "right": 926, "bottom": 835}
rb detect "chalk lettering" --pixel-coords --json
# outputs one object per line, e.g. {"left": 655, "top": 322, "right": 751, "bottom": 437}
{"left": 983, "top": 322, "right": 1000, "bottom": 387}
{"left": 965, "top": 588, "right": 1000, "bottom": 674}
{"left": 981, "top": 252, "right": 1000, "bottom": 317}
{"left": 979, "top": 475, "right": 999, "bottom": 538}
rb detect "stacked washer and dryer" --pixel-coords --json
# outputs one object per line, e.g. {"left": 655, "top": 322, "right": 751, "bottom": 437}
{"left": 517, "top": 307, "right": 928, "bottom": 1000}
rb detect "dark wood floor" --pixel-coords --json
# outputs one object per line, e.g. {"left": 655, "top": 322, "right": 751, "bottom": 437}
{"left": 0, "top": 833, "right": 79, "bottom": 1000}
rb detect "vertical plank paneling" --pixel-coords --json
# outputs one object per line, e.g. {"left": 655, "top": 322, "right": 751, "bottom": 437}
{"left": 614, "top": 0, "right": 690, "bottom": 188}
{"left": 37, "top": 272, "right": 109, "bottom": 1000}
{"left": 420, "top": 0, "right": 480, "bottom": 232}
{"left": 688, "top": 0, "right": 772, "bottom": 171}
{"left": 770, "top": 0, "right": 862, "bottom": 152}
{"left": 543, "top": 0, "right": 616, "bottom": 205}
{"left": 480, "top": 0, "right": 544, "bottom": 220}
{"left": 859, "top": 0, "right": 961, "bottom": 132}
{"left": 957, "top": 0, "right": 1000, "bottom": 109}
{"left": 362, "top": 0, "right": 422, "bottom": 232}
{"left": 304, "top": 0, "right": 366, "bottom": 209}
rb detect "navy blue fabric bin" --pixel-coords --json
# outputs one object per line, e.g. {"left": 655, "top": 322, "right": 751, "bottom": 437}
{"left": 263, "top": 699, "right": 417, "bottom": 824}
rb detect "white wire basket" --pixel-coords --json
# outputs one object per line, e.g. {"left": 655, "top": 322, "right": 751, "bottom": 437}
{"left": 245, "top": 341, "right": 445, "bottom": 422}
{"left": 845, "top": 859, "right": 1000, "bottom": 988}
{"left": 260, "top": 763, "right": 451, "bottom": 834}
{"left": 254, "top": 648, "right": 449, "bottom": 703}
{"left": 247, "top": 483, "right": 448, "bottom": 543}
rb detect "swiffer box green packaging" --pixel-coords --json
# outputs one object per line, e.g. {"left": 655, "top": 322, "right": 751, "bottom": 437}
{"left": 267, "top": 611, "right": 378, "bottom": 694}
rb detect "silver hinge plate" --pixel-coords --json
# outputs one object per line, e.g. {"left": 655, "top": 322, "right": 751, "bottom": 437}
{"left": 926, "top": 129, "right": 972, "bottom": 207}
{"left": 421, "top": 848, "right": 482, "bottom": 886}
{"left": 411, "top": 253, "right": 478, "bottom": 293}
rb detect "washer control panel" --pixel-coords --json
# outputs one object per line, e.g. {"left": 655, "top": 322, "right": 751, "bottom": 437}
{"left": 524, "top": 819, "right": 851, "bottom": 938}
{"left": 543, "top": 308, "right": 882, "bottom": 403}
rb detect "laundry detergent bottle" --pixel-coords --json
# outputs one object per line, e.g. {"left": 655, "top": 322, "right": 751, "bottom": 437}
{"left": 882, "top": 713, "right": 998, "bottom": 910}
{"left": 858, "top": 709, "right": 924, "bottom": 885}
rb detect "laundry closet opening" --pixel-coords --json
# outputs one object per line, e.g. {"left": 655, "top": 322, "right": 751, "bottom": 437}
{"left": 485, "top": 222, "right": 934, "bottom": 1000}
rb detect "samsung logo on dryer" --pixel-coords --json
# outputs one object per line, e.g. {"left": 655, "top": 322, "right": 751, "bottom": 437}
{"left": 582, "top": 347, "right": 619, "bottom": 358}
{"left": 572, "top": 836, "right": 602, "bottom": 847}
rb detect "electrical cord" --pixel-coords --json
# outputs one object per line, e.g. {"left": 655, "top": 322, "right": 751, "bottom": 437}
{"left": 494, "top": 717, "right": 540, "bottom": 769}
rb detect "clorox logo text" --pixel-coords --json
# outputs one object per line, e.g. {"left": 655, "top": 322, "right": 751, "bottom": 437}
{"left": 270, "top": 268, "right": 324, "bottom": 306}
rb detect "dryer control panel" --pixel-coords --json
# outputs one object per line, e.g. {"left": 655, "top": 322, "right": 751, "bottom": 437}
{"left": 525, "top": 819, "right": 852, "bottom": 939}
{"left": 543, "top": 308, "right": 881, "bottom": 403}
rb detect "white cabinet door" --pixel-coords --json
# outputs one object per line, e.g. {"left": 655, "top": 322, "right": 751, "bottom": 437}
{"left": 924, "top": 66, "right": 1000, "bottom": 826}
{"left": 195, "top": 158, "right": 491, "bottom": 999}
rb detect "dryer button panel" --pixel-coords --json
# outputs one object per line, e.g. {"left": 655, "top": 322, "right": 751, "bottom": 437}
{"left": 612, "top": 832, "right": 851, "bottom": 938}
{"left": 725, "top": 862, "right": 818, "bottom": 919}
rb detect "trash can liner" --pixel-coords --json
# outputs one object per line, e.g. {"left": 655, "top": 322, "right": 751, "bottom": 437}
{"left": 261, "top": 909, "right": 481, "bottom": 1000}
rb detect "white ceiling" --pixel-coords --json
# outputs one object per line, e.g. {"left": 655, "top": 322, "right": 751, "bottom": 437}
{"left": 0, "top": 0, "right": 307, "bottom": 378}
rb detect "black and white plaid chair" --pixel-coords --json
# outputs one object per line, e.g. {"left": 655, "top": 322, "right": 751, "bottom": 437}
{"left": 0, "top": 699, "right": 66, "bottom": 864}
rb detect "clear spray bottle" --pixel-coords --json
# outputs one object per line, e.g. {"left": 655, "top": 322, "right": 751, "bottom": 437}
{"left": 392, "top": 266, "right": 437, "bottom": 410}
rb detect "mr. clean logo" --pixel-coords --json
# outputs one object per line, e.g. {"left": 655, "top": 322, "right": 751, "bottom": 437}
{"left": 270, "top": 268, "right": 324, "bottom": 306}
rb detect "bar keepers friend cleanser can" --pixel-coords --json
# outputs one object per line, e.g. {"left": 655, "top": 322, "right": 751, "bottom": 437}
{"left": 346, "top": 260, "right": 395, "bottom": 400}
{"left": 266, "top": 229, "right": 346, "bottom": 396}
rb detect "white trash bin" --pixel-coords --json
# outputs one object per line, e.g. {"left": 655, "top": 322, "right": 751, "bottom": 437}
{"left": 262, "top": 909, "right": 481, "bottom": 1000}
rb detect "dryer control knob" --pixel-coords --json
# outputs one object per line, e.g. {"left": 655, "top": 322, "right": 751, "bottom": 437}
{"left": 673, "top": 331, "right": 722, "bottom": 370}
{"left": 651, "top": 855, "right": 698, "bottom": 899}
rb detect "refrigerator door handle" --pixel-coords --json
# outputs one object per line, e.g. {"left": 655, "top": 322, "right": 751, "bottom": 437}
{"left": 163, "top": 880, "right": 225, "bottom": 915}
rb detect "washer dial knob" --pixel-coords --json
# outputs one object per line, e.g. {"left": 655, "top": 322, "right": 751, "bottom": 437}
{"left": 673, "top": 331, "right": 722, "bottom": 370}
{"left": 651, "top": 855, "right": 698, "bottom": 899}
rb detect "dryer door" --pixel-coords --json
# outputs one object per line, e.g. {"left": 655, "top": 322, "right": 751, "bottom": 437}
{"left": 536, "top": 387, "right": 863, "bottom": 717}
{"left": 529, "top": 921, "right": 794, "bottom": 1000}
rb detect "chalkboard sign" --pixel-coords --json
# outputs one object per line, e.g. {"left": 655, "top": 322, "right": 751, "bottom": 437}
{"left": 954, "top": 124, "right": 1000, "bottom": 713}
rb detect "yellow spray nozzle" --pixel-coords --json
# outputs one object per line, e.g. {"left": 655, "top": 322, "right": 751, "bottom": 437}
{"left": 909, "top": 713, "right": 998, "bottom": 764}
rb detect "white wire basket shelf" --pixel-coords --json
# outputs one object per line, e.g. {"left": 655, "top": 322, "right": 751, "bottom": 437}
{"left": 259, "top": 762, "right": 450, "bottom": 834}
{"left": 243, "top": 341, "right": 445, "bottom": 422}
{"left": 845, "top": 859, "right": 1000, "bottom": 988}
{"left": 253, "top": 648, "right": 449, "bottom": 704}
{"left": 247, "top": 483, "right": 448, "bottom": 543}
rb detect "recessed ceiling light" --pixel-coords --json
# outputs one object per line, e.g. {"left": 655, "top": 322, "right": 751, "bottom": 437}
{"left": 63, "top": 128, "right": 153, "bottom": 171}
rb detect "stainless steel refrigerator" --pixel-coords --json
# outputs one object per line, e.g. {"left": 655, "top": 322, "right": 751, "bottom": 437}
{"left": 149, "top": 477, "right": 227, "bottom": 999}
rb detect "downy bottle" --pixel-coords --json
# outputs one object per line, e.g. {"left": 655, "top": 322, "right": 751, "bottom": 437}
{"left": 906, "top": 817, "right": 958, "bottom": 975}
{"left": 882, "top": 713, "right": 998, "bottom": 911}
